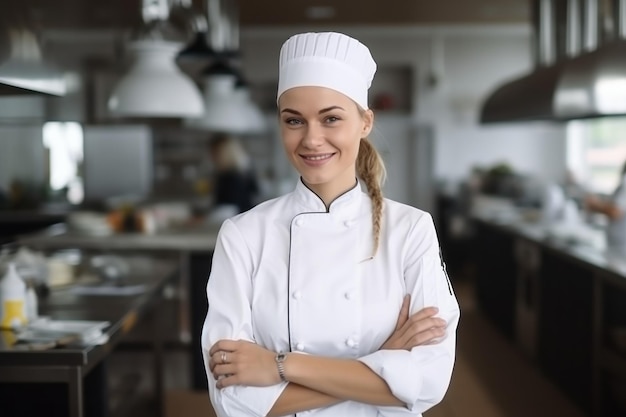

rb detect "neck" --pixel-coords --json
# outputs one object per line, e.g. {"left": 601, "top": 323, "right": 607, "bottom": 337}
{"left": 303, "top": 177, "right": 358, "bottom": 210}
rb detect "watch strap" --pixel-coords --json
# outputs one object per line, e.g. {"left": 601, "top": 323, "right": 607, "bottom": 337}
{"left": 275, "top": 352, "right": 287, "bottom": 382}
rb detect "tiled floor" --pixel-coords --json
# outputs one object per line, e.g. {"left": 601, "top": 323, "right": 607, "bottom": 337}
{"left": 111, "top": 277, "right": 587, "bottom": 417}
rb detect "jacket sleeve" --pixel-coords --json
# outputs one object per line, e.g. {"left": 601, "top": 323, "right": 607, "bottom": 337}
{"left": 201, "top": 219, "right": 288, "bottom": 417}
{"left": 358, "top": 213, "right": 460, "bottom": 416}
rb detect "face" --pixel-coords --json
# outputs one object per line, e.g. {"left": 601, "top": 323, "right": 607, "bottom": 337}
{"left": 278, "top": 86, "right": 373, "bottom": 199}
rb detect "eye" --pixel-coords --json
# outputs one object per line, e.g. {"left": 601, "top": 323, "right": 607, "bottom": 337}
{"left": 284, "top": 118, "right": 303, "bottom": 126}
{"left": 324, "top": 116, "right": 341, "bottom": 124}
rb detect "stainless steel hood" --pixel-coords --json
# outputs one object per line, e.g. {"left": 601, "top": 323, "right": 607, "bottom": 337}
{"left": 481, "top": 0, "right": 626, "bottom": 123}
{"left": 555, "top": 0, "right": 626, "bottom": 119}
{"left": 480, "top": 62, "right": 567, "bottom": 122}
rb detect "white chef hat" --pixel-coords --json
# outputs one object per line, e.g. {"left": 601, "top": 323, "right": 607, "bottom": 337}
{"left": 277, "top": 32, "right": 377, "bottom": 110}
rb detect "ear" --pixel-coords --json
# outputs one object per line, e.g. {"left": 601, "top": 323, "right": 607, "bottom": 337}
{"left": 361, "top": 109, "right": 374, "bottom": 137}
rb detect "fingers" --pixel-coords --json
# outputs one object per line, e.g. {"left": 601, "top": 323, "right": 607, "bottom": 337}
{"left": 394, "top": 294, "right": 411, "bottom": 331}
{"left": 212, "top": 363, "right": 237, "bottom": 380}
{"left": 216, "top": 375, "right": 237, "bottom": 389}
{"left": 396, "top": 307, "right": 440, "bottom": 338}
{"left": 209, "top": 349, "right": 235, "bottom": 372}
{"left": 407, "top": 326, "right": 447, "bottom": 347}
{"left": 215, "top": 373, "right": 238, "bottom": 389}
{"left": 395, "top": 309, "right": 447, "bottom": 349}
{"left": 411, "top": 306, "right": 440, "bottom": 322}
{"left": 209, "top": 339, "right": 238, "bottom": 356}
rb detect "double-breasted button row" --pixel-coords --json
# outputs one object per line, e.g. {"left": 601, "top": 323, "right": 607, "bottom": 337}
{"left": 345, "top": 338, "right": 359, "bottom": 348}
{"left": 291, "top": 291, "right": 355, "bottom": 300}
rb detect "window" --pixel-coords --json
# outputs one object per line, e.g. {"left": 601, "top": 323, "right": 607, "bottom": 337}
{"left": 42, "top": 122, "right": 84, "bottom": 204}
{"left": 567, "top": 118, "right": 626, "bottom": 195}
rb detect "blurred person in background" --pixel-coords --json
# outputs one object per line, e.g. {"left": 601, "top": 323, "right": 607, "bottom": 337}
{"left": 208, "top": 134, "right": 259, "bottom": 216}
{"left": 585, "top": 160, "right": 626, "bottom": 250}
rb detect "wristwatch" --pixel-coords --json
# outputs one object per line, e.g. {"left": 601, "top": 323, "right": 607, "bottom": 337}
{"left": 275, "top": 352, "right": 287, "bottom": 382}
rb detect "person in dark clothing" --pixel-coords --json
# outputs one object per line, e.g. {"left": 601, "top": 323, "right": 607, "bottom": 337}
{"left": 209, "top": 134, "right": 259, "bottom": 214}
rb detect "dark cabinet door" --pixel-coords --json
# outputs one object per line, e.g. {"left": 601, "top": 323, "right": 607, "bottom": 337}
{"left": 474, "top": 222, "right": 517, "bottom": 341}
{"left": 539, "top": 252, "right": 593, "bottom": 413}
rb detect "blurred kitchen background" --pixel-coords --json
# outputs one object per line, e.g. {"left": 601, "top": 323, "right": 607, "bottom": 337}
{"left": 1, "top": 0, "right": 626, "bottom": 416}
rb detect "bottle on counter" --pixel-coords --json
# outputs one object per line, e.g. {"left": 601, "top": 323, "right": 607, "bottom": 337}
{"left": 25, "top": 283, "right": 38, "bottom": 322}
{"left": 0, "top": 262, "right": 28, "bottom": 330}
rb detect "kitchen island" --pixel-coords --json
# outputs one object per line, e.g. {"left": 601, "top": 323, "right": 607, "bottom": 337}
{"left": 18, "top": 223, "right": 220, "bottom": 390}
{"left": 472, "top": 210, "right": 626, "bottom": 417}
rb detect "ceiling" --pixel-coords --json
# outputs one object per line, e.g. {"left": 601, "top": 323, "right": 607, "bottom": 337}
{"left": 12, "top": 0, "right": 530, "bottom": 30}
{"left": 239, "top": 0, "right": 530, "bottom": 26}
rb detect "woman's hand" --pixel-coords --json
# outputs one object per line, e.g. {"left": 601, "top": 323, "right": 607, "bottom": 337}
{"left": 381, "top": 295, "right": 447, "bottom": 351}
{"left": 209, "top": 339, "right": 281, "bottom": 389}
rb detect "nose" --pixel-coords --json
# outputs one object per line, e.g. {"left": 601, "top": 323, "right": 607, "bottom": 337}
{"left": 301, "top": 123, "right": 324, "bottom": 149}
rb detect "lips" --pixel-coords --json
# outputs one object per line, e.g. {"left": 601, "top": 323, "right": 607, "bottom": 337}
{"left": 301, "top": 153, "right": 334, "bottom": 161}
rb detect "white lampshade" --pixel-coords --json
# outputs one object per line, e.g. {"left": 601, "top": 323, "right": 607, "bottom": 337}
{"left": 233, "top": 85, "right": 266, "bottom": 133}
{"left": 108, "top": 40, "right": 204, "bottom": 117}
{"left": 0, "top": 27, "right": 66, "bottom": 96}
{"left": 185, "top": 73, "right": 266, "bottom": 134}
{"left": 0, "top": 60, "right": 67, "bottom": 96}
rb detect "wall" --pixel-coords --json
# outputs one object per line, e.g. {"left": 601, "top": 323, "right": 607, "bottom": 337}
{"left": 0, "top": 125, "right": 46, "bottom": 194}
{"left": 0, "top": 24, "right": 571, "bottom": 208}
{"left": 239, "top": 25, "right": 569, "bottom": 189}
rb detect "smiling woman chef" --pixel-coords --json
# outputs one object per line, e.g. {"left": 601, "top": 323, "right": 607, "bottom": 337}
{"left": 201, "top": 32, "right": 460, "bottom": 417}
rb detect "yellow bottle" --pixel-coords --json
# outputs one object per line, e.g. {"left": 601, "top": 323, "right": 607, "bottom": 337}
{"left": 0, "top": 263, "right": 27, "bottom": 330}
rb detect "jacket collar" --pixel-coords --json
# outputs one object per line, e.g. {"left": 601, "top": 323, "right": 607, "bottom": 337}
{"left": 293, "top": 177, "right": 363, "bottom": 215}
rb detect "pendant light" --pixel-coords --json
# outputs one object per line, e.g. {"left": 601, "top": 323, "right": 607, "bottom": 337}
{"left": 184, "top": 0, "right": 266, "bottom": 134}
{"left": 0, "top": 9, "right": 66, "bottom": 96}
{"left": 233, "top": 77, "right": 266, "bottom": 133}
{"left": 107, "top": 0, "right": 204, "bottom": 118}
{"left": 184, "top": 60, "right": 248, "bottom": 133}
{"left": 170, "top": 0, "right": 217, "bottom": 61}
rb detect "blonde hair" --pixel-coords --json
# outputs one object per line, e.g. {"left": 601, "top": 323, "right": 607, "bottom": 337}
{"left": 356, "top": 137, "right": 386, "bottom": 257}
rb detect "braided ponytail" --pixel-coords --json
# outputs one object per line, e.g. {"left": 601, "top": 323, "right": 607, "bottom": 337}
{"left": 356, "top": 138, "right": 386, "bottom": 257}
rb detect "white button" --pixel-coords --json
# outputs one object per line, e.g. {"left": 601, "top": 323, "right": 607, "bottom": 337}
{"left": 344, "top": 292, "right": 353, "bottom": 300}
{"left": 293, "top": 291, "right": 302, "bottom": 300}
{"left": 295, "top": 218, "right": 304, "bottom": 227}
{"left": 345, "top": 338, "right": 357, "bottom": 348}
{"left": 295, "top": 343, "right": 305, "bottom": 351}
{"left": 344, "top": 220, "right": 354, "bottom": 228}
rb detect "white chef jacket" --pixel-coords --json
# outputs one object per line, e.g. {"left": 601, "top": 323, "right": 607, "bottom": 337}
{"left": 607, "top": 173, "right": 626, "bottom": 249}
{"left": 202, "top": 179, "right": 460, "bottom": 417}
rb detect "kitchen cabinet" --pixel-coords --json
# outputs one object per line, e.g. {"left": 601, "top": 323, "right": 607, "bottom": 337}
{"left": 537, "top": 248, "right": 593, "bottom": 412}
{"left": 473, "top": 217, "right": 626, "bottom": 416}
{"left": 593, "top": 271, "right": 626, "bottom": 416}
{"left": 514, "top": 238, "right": 541, "bottom": 360}
{"left": 474, "top": 221, "right": 516, "bottom": 341}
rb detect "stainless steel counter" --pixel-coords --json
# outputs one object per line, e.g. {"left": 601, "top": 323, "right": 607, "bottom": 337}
{"left": 473, "top": 212, "right": 626, "bottom": 284}
{"left": 17, "top": 222, "right": 220, "bottom": 391}
{"left": 0, "top": 255, "right": 178, "bottom": 417}
{"left": 18, "top": 223, "right": 219, "bottom": 252}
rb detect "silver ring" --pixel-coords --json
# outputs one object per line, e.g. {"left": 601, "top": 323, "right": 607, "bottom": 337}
{"left": 221, "top": 352, "right": 227, "bottom": 364}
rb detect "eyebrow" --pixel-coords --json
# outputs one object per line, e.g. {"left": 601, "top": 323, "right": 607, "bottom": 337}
{"left": 280, "top": 106, "right": 346, "bottom": 115}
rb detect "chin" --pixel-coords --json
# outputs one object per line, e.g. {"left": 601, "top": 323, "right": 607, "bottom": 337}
{"left": 300, "top": 173, "right": 331, "bottom": 186}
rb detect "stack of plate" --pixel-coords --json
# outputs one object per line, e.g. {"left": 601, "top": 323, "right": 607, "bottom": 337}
{"left": 66, "top": 211, "right": 112, "bottom": 236}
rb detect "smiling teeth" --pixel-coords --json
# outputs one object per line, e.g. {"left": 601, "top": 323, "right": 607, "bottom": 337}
{"left": 305, "top": 154, "right": 331, "bottom": 161}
